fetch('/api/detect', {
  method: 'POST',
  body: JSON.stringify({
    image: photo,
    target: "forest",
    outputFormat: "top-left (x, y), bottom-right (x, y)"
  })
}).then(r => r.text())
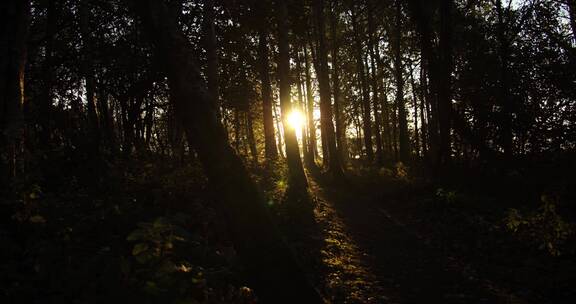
top-left (1, 0), bottom-right (575, 303)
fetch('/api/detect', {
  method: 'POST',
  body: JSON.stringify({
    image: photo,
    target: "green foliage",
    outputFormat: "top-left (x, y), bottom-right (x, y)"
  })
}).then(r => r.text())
top-left (435, 188), bottom-right (460, 206)
top-left (505, 194), bottom-right (574, 256)
top-left (124, 212), bottom-right (257, 303)
top-left (125, 214), bottom-right (207, 298)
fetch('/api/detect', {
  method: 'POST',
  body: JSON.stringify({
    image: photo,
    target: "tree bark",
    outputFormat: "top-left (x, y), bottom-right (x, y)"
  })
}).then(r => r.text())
top-left (79, 0), bottom-right (100, 147)
top-left (303, 44), bottom-right (318, 165)
top-left (257, 28), bottom-right (279, 161)
top-left (276, 0), bottom-right (308, 189)
top-left (313, 0), bottom-right (344, 179)
top-left (437, 0), bottom-right (453, 166)
top-left (393, 0), bottom-right (410, 162)
top-left (203, 0), bottom-right (221, 123)
top-left (351, 7), bottom-right (374, 162)
top-left (568, 0), bottom-right (576, 42)
top-left (329, 2), bottom-right (347, 164)
top-left (0, 0), bottom-right (30, 179)
top-left (39, 0), bottom-right (57, 145)
top-left (128, 1), bottom-right (321, 302)
top-left (495, 0), bottom-right (513, 158)
top-left (368, 4), bottom-right (384, 165)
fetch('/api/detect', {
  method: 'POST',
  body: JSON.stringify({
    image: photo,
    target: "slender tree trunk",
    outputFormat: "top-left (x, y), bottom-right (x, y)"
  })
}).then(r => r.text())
top-left (408, 0), bottom-right (440, 166)
top-left (273, 97), bottom-right (285, 158)
top-left (368, 5), bottom-right (384, 165)
top-left (419, 62), bottom-right (428, 157)
top-left (303, 44), bottom-right (317, 165)
top-left (351, 8), bottom-right (374, 162)
top-left (129, 1), bottom-right (321, 302)
top-left (79, 0), bottom-right (100, 147)
top-left (434, 0), bottom-right (454, 167)
top-left (257, 28), bottom-right (279, 161)
top-left (39, 0), bottom-right (57, 145)
top-left (410, 64), bottom-right (420, 157)
top-left (276, 0), bottom-right (307, 189)
top-left (295, 50), bottom-right (309, 157)
top-left (313, 0), bottom-right (344, 179)
top-left (568, 0), bottom-right (576, 42)
top-left (393, 0), bottom-right (410, 162)
top-left (246, 109), bottom-right (258, 164)
top-left (203, 0), bottom-right (221, 122)
top-left (495, 0), bottom-right (512, 158)
top-left (0, 0), bottom-right (30, 179)
top-left (329, 3), bottom-right (347, 164)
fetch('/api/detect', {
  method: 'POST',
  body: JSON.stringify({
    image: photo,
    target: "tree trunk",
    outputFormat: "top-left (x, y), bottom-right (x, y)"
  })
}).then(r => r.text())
top-left (568, 0), bottom-right (576, 42)
top-left (79, 0), bottom-right (100, 147)
top-left (313, 0), bottom-right (344, 179)
top-left (39, 0), bottom-right (57, 145)
top-left (418, 62), bottom-right (428, 157)
top-left (258, 28), bottom-right (279, 161)
top-left (295, 50), bottom-right (309, 158)
top-left (128, 1), bottom-right (322, 302)
top-left (351, 8), bottom-right (374, 162)
top-left (303, 44), bottom-right (318, 165)
top-left (0, 0), bottom-right (30, 179)
top-left (393, 0), bottom-right (410, 162)
top-left (437, 0), bottom-right (453, 166)
top-left (246, 110), bottom-right (258, 164)
top-left (276, 0), bottom-right (307, 189)
top-left (410, 64), bottom-right (420, 157)
top-left (368, 5), bottom-right (384, 165)
top-left (495, 0), bottom-right (513, 158)
top-left (203, 0), bottom-right (221, 123)
top-left (329, 3), bottom-right (347, 164)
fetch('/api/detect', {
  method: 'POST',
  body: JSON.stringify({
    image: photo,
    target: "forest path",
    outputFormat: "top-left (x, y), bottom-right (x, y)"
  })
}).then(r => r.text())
top-left (306, 172), bottom-right (522, 304)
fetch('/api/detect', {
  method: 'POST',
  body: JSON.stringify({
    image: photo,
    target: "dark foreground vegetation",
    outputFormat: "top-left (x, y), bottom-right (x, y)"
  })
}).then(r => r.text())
top-left (1, 0), bottom-right (575, 303)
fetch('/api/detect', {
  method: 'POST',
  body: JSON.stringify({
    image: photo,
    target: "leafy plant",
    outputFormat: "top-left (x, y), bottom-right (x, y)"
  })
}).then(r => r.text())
top-left (505, 194), bottom-right (574, 256)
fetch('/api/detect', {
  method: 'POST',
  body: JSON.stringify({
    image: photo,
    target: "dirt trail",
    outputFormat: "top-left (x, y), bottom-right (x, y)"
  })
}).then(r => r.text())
top-left (308, 174), bottom-right (522, 304)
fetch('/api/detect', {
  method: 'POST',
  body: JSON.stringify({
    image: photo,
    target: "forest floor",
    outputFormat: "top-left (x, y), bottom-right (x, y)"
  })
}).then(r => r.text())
top-left (291, 166), bottom-right (575, 304)
top-left (2, 154), bottom-right (575, 303)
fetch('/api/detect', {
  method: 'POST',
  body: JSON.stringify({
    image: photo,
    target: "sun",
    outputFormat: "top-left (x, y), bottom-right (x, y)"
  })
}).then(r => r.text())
top-left (286, 109), bottom-right (305, 131)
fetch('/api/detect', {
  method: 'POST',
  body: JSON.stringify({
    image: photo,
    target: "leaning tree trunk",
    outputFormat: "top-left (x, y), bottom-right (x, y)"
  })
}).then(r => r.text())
top-left (128, 1), bottom-right (322, 302)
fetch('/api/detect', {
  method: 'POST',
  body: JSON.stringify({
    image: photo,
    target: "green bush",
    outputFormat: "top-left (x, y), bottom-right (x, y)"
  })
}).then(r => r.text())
top-left (505, 194), bottom-right (574, 256)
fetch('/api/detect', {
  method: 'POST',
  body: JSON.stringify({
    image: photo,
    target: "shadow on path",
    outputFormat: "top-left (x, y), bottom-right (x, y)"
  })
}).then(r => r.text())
top-left (307, 171), bottom-right (523, 304)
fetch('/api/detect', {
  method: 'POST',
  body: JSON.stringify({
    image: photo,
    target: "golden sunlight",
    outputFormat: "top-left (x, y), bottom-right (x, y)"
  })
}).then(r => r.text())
top-left (286, 109), bottom-right (305, 131)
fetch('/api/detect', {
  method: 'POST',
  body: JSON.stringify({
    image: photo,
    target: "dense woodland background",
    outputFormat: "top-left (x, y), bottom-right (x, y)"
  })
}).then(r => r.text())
top-left (1, 0), bottom-right (576, 303)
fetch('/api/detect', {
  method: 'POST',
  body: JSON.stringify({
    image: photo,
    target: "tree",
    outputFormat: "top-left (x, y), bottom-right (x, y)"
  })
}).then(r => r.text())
top-left (275, 0), bottom-right (308, 189)
top-left (313, 0), bottom-right (345, 179)
top-left (0, 0), bottom-right (30, 180)
top-left (393, 0), bottom-right (410, 162)
top-left (127, 0), bottom-right (321, 302)
top-left (351, 3), bottom-right (374, 162)
top-left (256, 7), bottom-right (279, 161)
